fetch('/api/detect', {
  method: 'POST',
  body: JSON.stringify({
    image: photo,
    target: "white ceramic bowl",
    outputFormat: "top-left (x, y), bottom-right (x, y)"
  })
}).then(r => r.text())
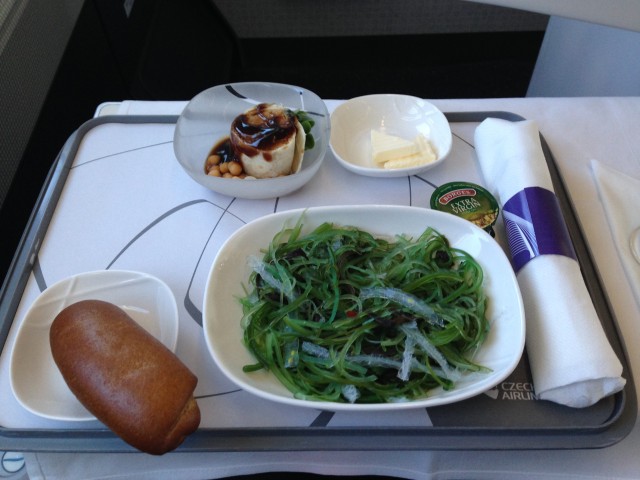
top-left (10, 270), bottom-right (178, 421)
top-left (330, 94), bottom-right (452, 178)
top-left (174, 82), bottom-right (330, 199)
top-left (203, 205), bottom-right (525, 411)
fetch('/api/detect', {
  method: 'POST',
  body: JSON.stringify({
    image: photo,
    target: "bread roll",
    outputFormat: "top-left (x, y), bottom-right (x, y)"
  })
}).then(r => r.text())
top-left (50, 299), bottom-right (200, 455)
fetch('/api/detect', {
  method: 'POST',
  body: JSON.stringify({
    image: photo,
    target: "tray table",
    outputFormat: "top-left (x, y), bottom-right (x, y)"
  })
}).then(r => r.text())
top-left (0, 111), bottom-right (635, 452)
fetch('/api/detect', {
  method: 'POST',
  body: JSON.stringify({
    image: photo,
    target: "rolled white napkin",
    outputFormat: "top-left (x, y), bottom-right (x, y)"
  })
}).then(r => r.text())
top-left (474, 118), bottom-right (625, 408)
top-left (591, 159), bottom-right (640, 309)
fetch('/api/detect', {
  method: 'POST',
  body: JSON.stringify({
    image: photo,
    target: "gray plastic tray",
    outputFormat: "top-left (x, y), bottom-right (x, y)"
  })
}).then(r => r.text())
top-left (0, 112), bottom-right (635, 452)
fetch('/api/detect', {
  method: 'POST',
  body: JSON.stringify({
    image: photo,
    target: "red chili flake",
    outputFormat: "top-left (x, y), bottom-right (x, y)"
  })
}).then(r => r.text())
top-left (346, 310), bottom-right (357, 318)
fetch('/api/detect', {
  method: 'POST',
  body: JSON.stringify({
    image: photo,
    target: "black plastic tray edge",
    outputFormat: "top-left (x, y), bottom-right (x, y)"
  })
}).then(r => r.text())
top-left (0, 112), bottom-right (635, 453)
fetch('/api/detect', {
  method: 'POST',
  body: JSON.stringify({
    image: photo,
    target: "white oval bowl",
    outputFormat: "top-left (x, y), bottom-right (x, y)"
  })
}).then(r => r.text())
top-left (203, 205), bottom-right (525, 412)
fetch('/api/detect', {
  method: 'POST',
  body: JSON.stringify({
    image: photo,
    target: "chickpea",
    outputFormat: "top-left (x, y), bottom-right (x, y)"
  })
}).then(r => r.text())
top-left (204, 151), bottom-right (247, 179)
top-left (228, 161), bottom-right (243, 176)
top-left (207, 154), bottom-right (221, 167)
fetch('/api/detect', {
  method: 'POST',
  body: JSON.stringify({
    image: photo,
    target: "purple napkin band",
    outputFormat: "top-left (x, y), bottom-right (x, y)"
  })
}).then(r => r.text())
top-left (503, 186), bottom-right (577, 273)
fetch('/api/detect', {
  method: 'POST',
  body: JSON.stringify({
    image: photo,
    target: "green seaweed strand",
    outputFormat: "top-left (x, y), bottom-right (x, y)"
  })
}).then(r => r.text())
top-left (241, 220), bottom-right (490, 404)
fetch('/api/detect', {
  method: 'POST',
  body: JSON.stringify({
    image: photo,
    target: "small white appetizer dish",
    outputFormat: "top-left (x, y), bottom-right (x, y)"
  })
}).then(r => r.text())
top-left (174, 82), bottom-right (331, 199)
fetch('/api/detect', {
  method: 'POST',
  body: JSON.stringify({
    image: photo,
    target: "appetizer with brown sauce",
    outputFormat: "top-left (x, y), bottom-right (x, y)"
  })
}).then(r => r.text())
top-left (205, 103), bottom-right (315, 179)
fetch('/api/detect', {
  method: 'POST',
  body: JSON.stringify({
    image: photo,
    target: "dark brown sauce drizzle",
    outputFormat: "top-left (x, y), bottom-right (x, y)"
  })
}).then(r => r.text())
top-left (209, 137), bottom-right (233, 163)
top-left (230, 103), bottom-right (296, 161)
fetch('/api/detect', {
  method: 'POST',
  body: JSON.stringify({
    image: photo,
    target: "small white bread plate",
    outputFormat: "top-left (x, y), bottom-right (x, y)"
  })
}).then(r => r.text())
top-left (330, 94), bottom-right (452, 178)
top-left (203, 205), bottom-right (525, 411)
top-left (10, 270), bottom-right (178, 421)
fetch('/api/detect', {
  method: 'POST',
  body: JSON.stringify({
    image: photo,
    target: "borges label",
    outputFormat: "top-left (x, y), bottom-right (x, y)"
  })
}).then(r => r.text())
top-left (438, 188), bottom-right (477, 205)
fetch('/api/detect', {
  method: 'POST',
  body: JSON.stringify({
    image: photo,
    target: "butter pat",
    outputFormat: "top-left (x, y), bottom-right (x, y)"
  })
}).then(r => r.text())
top-left (384, 134), bottom-right (436, 169)
top-left (370, 130), bottom-right (437, 169)
top-left (371, 130), bottom-right (419, 164)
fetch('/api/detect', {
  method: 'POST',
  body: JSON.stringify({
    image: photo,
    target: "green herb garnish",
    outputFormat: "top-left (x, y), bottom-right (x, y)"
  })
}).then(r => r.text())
top-left (293, 110), bottom-right (316, 150)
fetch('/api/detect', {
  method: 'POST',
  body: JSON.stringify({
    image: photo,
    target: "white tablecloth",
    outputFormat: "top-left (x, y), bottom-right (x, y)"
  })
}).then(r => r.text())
top-left (21, 96), bottom-right (640, 479)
